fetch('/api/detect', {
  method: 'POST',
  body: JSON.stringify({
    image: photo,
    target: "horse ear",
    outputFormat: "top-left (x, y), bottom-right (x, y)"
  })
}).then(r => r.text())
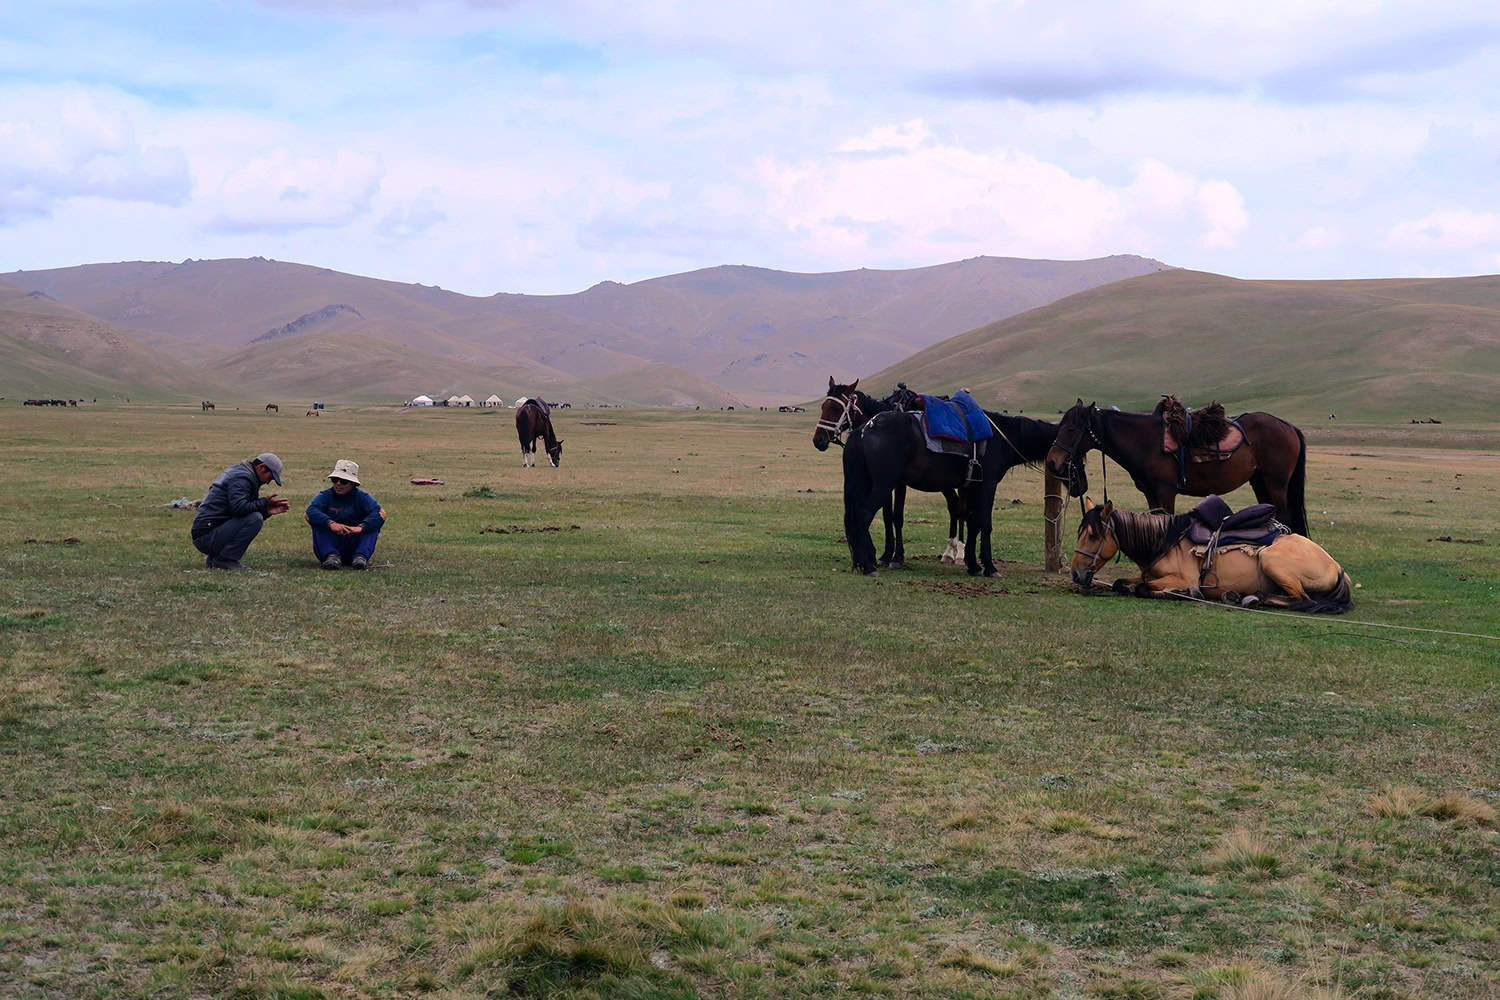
top-left (1101, 500), bottom-right (1114, 519)
top-left (828, 376), bottom-right (836, 389)
top-left (1082, 496), bottom-right (1095, 511)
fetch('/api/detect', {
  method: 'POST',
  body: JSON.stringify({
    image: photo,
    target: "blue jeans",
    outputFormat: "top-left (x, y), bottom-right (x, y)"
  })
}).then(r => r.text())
top-left (311, 522), bottom-right (381, 563)
top-left (193, 512), bottom-right (263, 564)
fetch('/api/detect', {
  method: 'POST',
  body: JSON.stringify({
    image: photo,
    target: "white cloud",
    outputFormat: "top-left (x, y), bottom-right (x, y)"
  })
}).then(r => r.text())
top-left (206, 149), bottom-right (384, 234)
top-left (0, 88), bottom-right (190, 226)
top-left (1385, 209), bottom-right (1500, 252)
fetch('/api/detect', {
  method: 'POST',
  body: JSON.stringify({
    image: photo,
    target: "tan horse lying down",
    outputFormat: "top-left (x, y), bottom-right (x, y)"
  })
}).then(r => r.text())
top-left (1071, 498), bottom-right (1352, 613)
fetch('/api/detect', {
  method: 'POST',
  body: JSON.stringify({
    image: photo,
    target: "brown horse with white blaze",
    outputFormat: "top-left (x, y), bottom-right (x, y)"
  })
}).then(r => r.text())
top-left (1071, 498), bottom-right (1351, 613)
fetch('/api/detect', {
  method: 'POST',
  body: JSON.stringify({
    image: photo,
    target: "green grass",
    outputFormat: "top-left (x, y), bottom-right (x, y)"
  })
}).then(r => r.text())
top-left (0, 402), bottom-right (1496, 998)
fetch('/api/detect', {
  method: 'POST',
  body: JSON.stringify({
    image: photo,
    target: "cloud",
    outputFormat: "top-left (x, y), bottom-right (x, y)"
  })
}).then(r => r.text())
top-left (757, 131), bottom-right (1246, 265)
top-left (1385, 209), bottom-right (1500, 252)
top-left (0, 88), bottom-right (190, 226)
top-left (206, 149), bottom-right (383, 234)
top-left (378, 190), bottom-right (448, 238)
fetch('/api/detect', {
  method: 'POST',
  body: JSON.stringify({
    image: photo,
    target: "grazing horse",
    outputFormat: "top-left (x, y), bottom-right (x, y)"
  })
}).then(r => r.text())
top-left (842, 408), bottom-right (1059, 576)
top-left (516, 398), bottom-right (563, 467)
top-left (1070, 498), bottom-right (1351, 613)
top-left (200, 400), bottom-right (215, 411)
top-left (813, 378), bottom-right (966, 566)
top-left (265, 403), bottom-right (279, 413)
top-left (1046, 399), bottom-right (1310, 536)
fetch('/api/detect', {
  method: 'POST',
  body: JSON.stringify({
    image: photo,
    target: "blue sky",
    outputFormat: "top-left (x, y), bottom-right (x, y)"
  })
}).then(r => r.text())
top-left (3, 0), bottom-right (1499, 294)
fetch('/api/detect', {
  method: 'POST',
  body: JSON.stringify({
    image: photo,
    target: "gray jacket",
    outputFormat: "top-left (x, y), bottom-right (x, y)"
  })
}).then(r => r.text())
top-left (191, 460), bottom-right (270, 539)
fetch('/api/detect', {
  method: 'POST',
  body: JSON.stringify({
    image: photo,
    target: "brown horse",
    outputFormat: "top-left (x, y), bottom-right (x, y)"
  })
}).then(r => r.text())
top-left (1070, 498), bottom-right (1351, 612)
top-left (813, 378), bottom-right (966, 566)
top-left (265, 403), bottom-right (279, 413)
top-left (516, 398), bottom-right (563, 467)
top-left (1046, 399), bottom-right (1310, 536)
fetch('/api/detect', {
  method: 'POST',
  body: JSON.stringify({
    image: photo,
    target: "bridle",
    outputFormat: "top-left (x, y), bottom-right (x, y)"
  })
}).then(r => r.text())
top-left (816, 391), bottom-right (863, 447)
top-left (1073, 515), bottom-right (1113, 570)
top-left (1056, 408), bottom-right (1109, 516)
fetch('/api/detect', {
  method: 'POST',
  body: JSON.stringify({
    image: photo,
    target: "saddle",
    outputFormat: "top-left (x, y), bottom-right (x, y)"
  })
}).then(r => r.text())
top-left (892, 384), bottom-right (991, 479)
top-left (1180, 495), bottom-right (1290, 596)
top-left (1155, 395), bottom-right (1245, 487)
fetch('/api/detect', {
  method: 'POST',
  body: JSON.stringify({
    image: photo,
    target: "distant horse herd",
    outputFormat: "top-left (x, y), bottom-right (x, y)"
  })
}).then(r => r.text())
top-left (24, 398), bottom-right (78, 406)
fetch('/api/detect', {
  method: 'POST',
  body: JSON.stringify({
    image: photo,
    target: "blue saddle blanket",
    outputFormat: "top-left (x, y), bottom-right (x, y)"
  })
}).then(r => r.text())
top-left (921, 391), bottom-right (993, 442)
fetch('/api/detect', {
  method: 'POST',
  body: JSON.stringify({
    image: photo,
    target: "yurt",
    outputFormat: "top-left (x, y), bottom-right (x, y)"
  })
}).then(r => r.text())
top-left (409, 394), bottom-right (434, 406)
top-left (453, 394), bottom-right (475, 407)
top-left (484, 394), bottom-right (504, 407)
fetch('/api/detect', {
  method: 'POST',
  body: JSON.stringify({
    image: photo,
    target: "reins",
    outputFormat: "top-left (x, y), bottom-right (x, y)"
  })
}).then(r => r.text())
top-left (816, 392), bottom-right (863, 447)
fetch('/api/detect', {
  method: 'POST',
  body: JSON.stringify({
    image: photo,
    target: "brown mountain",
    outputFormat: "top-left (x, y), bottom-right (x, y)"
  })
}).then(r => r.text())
top-left (3, 254), bottom-right (1168, 403)
top-left (864, 269), bottom-right (1500, 422)
top-left (0, 285), bottom-right (217, 399)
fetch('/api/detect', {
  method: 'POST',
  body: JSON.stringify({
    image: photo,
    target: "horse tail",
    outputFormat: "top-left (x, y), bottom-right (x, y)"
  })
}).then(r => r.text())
top-left (842, 430), bottom-right (878, 573)
top-left (1288, 423), bottom-right (1310, 536)
top-left (1283, 569), bottom-right (1352, 614)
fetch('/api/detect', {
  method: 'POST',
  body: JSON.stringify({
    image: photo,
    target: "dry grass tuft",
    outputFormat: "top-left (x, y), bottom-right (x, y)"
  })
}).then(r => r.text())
top-left (1209, 829), bottom-right (1282, 874)
top-left (1221, 968), bottom-right (1346, 999)
top-left (1368, 784), bottom-right (1426, 819)
top-left (1419, 792), bottom-right (1497, 827)
top-left (938, 943), bottom-right (1025, 978)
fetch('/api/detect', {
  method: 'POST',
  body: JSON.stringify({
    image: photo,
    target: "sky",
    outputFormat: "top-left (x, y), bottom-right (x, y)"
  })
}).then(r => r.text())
top-left (3, 0), bottom-right (1499, 296)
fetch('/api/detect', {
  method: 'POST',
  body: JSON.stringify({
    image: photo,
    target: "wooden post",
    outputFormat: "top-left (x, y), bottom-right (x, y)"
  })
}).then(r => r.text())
top-left (1044, 467), bottom-right (1065, 571)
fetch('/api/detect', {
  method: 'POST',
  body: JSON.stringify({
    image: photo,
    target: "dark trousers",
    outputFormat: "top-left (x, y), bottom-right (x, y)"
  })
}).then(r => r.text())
top-left (311, 522), bottom-right (381, 562)
top-left (192, 513), bottom-right (264, 565)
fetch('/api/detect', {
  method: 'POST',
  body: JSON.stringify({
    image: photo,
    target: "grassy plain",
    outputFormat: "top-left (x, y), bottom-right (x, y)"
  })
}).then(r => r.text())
top-left (1, 403), bottom-right (1497, 999)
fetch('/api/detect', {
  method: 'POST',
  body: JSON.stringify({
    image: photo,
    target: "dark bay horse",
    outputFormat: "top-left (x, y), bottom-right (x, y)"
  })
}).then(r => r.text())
top-left (516, 399), bottom-right (563, 467)
top-left (1046, 400), bottom-right (1309, 536)
top-left (842, 408), bottom-right (1059, 576)
top-left (813, 378), bottom-right (965, 566)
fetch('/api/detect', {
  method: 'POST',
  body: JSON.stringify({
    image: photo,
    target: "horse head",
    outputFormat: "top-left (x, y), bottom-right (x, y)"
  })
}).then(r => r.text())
top-left (1070, 497), bottom-right (1117, 587)
top-left (1047, 399), bottom-right (1094, 497)
top-left (813, 377), bottom-right (860, 451)
top-left (546, 438), bottom-right (563, 467)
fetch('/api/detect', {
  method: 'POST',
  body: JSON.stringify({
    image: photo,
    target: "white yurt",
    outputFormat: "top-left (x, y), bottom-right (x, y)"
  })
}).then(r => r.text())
top-left (453, 394), bottom-right (475, 407)
top-left (484, 394), bottom-right (504, 407)
top-left (409, 394), bottom-right (434, 406)
top-left (512, 396), bottom-right (529, 408)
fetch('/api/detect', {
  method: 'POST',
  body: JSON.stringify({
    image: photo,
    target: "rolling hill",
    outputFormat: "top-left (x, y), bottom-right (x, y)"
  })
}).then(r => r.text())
top-left (1, 254), bottom-right (1168, 403)
top-left (864, 269), bottom-right (1500, 422)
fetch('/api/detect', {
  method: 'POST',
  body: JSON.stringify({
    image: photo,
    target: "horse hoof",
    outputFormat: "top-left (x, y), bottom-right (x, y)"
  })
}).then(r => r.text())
top-left (966, 566), bottom-right (982, 577)
top-left (983, 567), bottom-right (1000, 578)
top-left (888, 561), bottom-right (908, 571)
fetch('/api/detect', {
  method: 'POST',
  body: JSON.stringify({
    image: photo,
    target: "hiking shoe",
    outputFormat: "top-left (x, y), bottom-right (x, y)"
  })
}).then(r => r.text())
top-left (321, 553), bottom-right (343, 570)
top-left (350, 555), bottom-right (368, 570)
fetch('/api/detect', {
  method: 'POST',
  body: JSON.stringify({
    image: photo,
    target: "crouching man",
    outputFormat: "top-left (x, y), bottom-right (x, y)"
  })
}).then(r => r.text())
top-left (305, 459), bottom-right (386, 570)
top-left (192, 452), bottom-right (291, 570)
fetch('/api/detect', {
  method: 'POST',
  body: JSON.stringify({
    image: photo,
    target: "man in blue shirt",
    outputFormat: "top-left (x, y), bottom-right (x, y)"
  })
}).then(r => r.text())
top-left (305, 459), bottom-right (386, 570)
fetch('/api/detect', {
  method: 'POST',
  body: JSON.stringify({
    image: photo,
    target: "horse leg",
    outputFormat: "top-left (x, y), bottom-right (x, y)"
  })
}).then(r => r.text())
top-left (974, 478), bottom-right (1001, 577)
top-left (941, 488), bottom-right (962, 564)
top-left (878, 492), bottom-right (896, 567)
top-left (1249, 470), bottom-right (1294, 532)
top-left (888, 484), bottom-right (908, 569)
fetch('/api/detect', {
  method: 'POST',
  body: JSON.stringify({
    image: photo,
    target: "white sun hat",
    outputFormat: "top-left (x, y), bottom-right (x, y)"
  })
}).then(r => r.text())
top-left (327, 459), bottom-right (361, 485)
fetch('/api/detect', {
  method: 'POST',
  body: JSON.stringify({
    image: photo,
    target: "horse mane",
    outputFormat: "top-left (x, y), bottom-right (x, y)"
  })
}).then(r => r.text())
top-left (984, 413), bottom-right (1060, 468)
top-left (1154, 395), bottom-right (1230, 449)
top-left (1089, 506), bottom-right (1195, 565)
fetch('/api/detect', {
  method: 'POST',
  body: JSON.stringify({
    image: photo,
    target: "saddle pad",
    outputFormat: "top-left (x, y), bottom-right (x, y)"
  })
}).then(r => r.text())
top-left (920, 391), bottom-right (994, 442)
top-left (1189, 541), bottom-right (1266, 561)
top-left (1163, 420), bottom-right (1245, 460)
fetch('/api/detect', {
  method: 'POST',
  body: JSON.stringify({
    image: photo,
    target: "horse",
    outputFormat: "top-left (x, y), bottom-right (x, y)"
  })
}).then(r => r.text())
top-left (200, 400), bottom-right (215, 411)
top-left (1069, 498), bottom-right (1352, 612)
top-left (842, 407), bottom-right (1059, 576)
top-left (265, 403), bottom-right (279, 413)
top-left (1046, 399), bottom-right (1310, 536)
top-left (516, 398), bottom-right (563, 467)
top-left (813, 378), bottom-right (966, 566)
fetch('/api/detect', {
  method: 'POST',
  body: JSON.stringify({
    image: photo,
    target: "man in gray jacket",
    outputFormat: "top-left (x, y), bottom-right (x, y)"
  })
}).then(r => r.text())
top-left (191, 453), bottom-right (292, 569)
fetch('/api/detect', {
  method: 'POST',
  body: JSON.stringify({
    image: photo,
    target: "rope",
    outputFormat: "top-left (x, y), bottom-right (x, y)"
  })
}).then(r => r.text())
top-left (1161, 590), bottom-right (1500, 642)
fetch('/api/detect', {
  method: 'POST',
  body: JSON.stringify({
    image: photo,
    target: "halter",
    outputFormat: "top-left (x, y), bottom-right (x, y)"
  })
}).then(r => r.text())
top-left (1073, 513), bottom-right (1113, 569)
top-left (816, 392), bottom-right (863, 446)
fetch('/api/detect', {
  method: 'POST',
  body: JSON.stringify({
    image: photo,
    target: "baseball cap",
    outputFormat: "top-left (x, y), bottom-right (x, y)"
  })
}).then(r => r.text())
top-left (254, 452), bottom-right (284, 485)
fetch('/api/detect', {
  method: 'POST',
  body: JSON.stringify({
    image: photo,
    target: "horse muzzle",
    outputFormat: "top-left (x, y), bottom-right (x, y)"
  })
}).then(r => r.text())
top-left (1071, 567), bottom-right (1096, 588)
top-left (812, 432), bottom-right (830, 452)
